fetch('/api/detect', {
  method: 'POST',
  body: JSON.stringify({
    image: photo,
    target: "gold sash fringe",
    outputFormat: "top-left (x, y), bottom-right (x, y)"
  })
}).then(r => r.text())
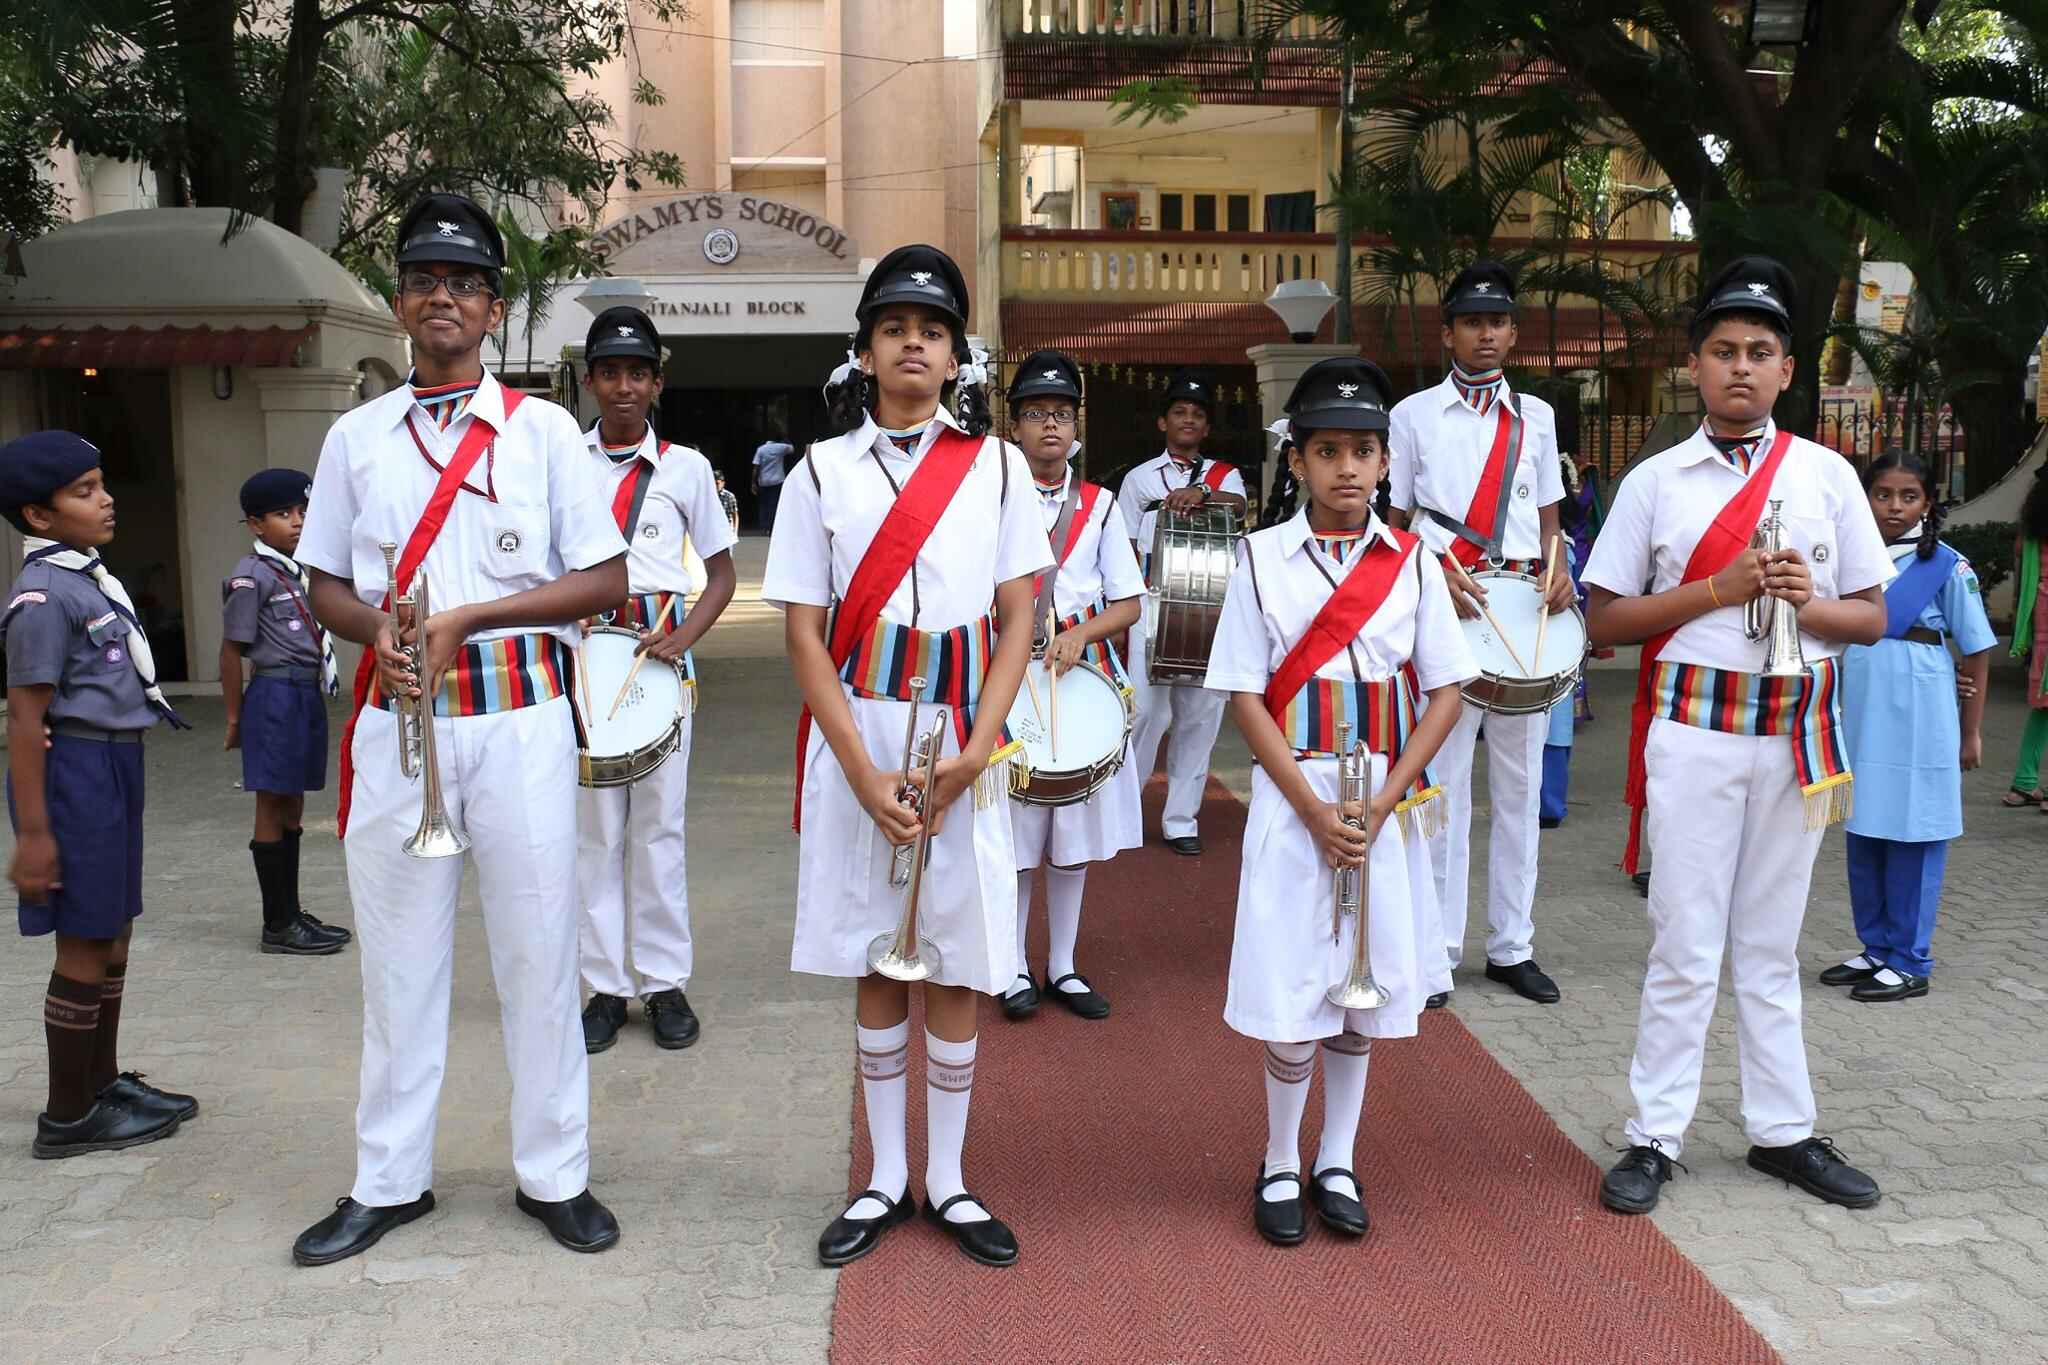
top-left (1396, 785), bottom-right (1446, 840)
top-left (1802, 772), bottom-right (1853, 832)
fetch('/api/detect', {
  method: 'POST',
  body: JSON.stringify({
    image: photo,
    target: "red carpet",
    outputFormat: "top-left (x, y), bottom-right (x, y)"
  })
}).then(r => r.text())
top-left (829, 778), bottom-right (1780, 1365)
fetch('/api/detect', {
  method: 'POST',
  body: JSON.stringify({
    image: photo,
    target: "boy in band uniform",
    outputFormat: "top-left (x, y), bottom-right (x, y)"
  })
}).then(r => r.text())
top-left (575, 306), bottom-right (737, 1053)
top-left (1000, 349), bottom-right (1145, 1023)
top-left (291, 192), bottom-right (629, 1266)
top-left (1584, 256), bottom-right (1891, 1216)
top-left (1387, 259), bottom-right (1574, 1008)
top-left (1204, 359), bottom-right (1474, 1245)
top-left (1116, 369), bottom-right (1248, 855)
top-left (221, 468), bottom-right (351, 957)
top-left (2, 430), bottom-right (199, 1158)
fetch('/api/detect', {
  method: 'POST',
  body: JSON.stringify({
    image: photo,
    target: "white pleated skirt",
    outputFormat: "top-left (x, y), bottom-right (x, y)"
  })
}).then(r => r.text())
top-left (1009, 741), bottom-right (1143, 870)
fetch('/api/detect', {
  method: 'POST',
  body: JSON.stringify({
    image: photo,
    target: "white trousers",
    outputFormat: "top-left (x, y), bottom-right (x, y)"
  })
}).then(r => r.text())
top-left (344, 700), bottom-right (590, 1206)
top-left (576, 721), bottom-right (693, 998)
top-left (1624, 718), bottom-right (1820, 1158)
top-left (1126, 622), bottom-right (1225, 839)
top-left (1428, 699), bottom-right (1543, 968)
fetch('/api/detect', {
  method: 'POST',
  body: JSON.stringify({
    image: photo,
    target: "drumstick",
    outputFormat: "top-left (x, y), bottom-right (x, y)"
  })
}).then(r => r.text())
top-left (1022, 654), bottom-right (1044, 726)
top-left (573, 640), bottom-right (592, 728)
top-left (607, 593), bottom-right (678, 721)
top-left (1047, 605), bottom-right (1060, 760)
top-left (1445, 554), bottom-right (1530, 676)
top-left (1533, 532), bottom-right (1562, 670)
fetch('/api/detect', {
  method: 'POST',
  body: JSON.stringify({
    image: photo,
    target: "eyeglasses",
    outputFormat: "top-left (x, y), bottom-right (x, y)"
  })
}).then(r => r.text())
top-left (398, 271), bottom-right (492, 299)
top-left (1018, 409), bottom-right (1076, 426)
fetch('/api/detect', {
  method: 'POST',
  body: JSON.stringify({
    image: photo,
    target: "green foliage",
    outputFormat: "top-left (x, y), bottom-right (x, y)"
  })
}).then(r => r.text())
top-left (1108, 77), bottom-right (1199, 126)
top-left (1945, 519), bottom-right (2019, 593)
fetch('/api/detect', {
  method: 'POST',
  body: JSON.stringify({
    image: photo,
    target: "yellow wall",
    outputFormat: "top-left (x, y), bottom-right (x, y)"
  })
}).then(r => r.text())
top-left (1078, 129), bottom-right (1321, 231)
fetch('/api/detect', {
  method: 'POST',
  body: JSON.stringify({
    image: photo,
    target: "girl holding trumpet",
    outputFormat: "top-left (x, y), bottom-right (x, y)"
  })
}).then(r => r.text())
top-left (1204, 358), bottom-right (1475, 1246)
top-left (763, 246), bottom-right (1051, 1269)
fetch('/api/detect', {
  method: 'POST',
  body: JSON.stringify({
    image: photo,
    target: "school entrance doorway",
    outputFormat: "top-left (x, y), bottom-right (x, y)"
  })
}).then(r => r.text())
top-left (657, 333), bottom-right (847, 529)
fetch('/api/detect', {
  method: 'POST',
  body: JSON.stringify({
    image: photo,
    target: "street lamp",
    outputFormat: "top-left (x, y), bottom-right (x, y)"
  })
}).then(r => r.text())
top-left (1747, 0), bottom-right (1819, 46)
top-left (1265, 279), bottom-right (1338, 343)
top-left (577, 276), bottom-right (656, 317)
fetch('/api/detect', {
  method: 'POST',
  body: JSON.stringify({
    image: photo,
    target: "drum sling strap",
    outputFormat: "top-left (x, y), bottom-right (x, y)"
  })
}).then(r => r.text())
top-left (792, 425), bottom-right (983, 831)
top-left (1427, 400), bottom-right (1524, 570)
top-left (336, 388), bottom-right (526, 838)
top-left (1032, 480), bottom-right (1099, 647)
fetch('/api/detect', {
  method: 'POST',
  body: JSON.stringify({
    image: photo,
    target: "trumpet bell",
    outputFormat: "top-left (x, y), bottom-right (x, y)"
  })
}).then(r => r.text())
top-left (403, 822), bottom-right (471, 860)
top-left (866, 931), bottom-right (942, 983)
top-left (1325, 975), bottom-right (1392, 1011)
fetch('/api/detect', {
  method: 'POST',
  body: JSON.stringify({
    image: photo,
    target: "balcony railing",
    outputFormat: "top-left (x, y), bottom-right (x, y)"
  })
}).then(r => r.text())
top-left (1004, 0), bottom-right (1326, 41)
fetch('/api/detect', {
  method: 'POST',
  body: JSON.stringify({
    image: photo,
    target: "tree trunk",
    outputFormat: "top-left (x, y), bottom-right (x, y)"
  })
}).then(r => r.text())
top-left (1949, 374), bottom-right (2035, 501)
top-left (167, 0), bottom-right (245, 208)
top-left (267, 0), bottom-right (327, 233)
top-left (1823, 269), bottom-right (1859, 386)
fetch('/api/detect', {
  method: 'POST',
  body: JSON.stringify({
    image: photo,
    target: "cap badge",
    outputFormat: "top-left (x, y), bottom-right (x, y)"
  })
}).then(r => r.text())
top-left (911, 271), bottom-right (933, 286)
top-left (435, 221), bottom-right (460, 237)
top-left (1187, 380), bottom-right (1200, 390)
top-left (618, 326), bottom-right (635, 337)
top-left (1474, 281), bottom-right (1492, 294)
top-left (1748, 282), bottom-right (1771, 297)
top-left (1042, 369), bottom-right (1062, 382)
top-left (1336, 382), bottom-right (1359, 397)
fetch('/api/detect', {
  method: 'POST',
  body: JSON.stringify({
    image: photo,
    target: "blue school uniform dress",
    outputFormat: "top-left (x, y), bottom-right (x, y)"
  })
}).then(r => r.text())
top-left (1, 559), bottom-right (161, 938)
top-left (222, 548), bottom-right (336, 794)
top-left (1839, 534), bottom-right (1997, 977)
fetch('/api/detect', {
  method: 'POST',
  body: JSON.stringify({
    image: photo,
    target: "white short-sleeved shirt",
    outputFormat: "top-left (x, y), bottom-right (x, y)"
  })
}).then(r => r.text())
top-left (1205, 509), bottom-right (1478, 697)
top-left (584, 424), bottom-right (737, 597)
top-left (1582, 423), bottom-right (1895, 668)
top-left (1115, 450), bottom-right (1248, 559)
top-left (299, 372), bottom-right (626, 648)
top-left (1032, 464), bottom-right (1146, 618)
top-left (1387, 376), bottom-right (1564, 561)
top-left (761, 408), bottom-right (1054, 629)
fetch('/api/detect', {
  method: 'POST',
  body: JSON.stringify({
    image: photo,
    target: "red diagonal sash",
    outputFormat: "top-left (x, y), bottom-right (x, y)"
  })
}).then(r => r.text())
top-left (1448, 404), bottom-right (1518, 570)
top-left (1262, 529), bottom-right (1420, 722)
top-left (1202, 460), bottom-right (1235, 492)
top-left (1621, 429), bottom-right (1793, 873)
top-left (608, 439), bottom-right (671, 535)
top-left (335, 389), bottom-right (526, 838)
top-left (1057, 482), bottom-right (1102, 566)
top-left (793, 425), bottom-right (984, 830)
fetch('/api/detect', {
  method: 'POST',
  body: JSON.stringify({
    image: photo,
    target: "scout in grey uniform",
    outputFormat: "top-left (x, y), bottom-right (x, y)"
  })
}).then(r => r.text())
top-left (222, 467), bottom-right (351, 957)
top-left (1, 430), bottom-right (198, 1158)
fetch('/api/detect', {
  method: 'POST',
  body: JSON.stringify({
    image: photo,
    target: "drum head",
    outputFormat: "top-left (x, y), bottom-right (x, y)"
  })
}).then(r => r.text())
top-left (581, 627), bottom-right (686, 756)
top-left (1006, 658), bottom-right (1127, 773)
top-left (1458, 573), bottom-right (1587, 679)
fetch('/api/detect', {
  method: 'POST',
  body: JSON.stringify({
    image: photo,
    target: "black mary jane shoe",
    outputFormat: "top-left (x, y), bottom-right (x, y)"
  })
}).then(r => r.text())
top-left (1164, 835), bottom-right (1204, 857)
top-left (31, 1094), bottom-right (180, 1159)
top-left (515, 1188), bottom-right (621, 1252)
top-left (1046, 973), bottom-right (1111, 1020)
top-left (1309, 1168), bottom-right (1369, 1237)
top-left (922, 1192), bottom-right (1019, 1267)
top-left (1484, 959), bottom-right (1562, 1004)
top-left (818, 1188), bottom-right (914, 1267)
top-left (644, 989), bottom-right (701, 1050)
top-left (106, 1071), bottom-right (198, 1122)
top-left (1746, 1136), bottom-right (1881, 1209)
top-left (292, 1191), bottom-right (435, 1266)
top-left (1819, 954), bottom-right (1882, 988)
top-left (261, 914), bottom-right (345, 957)
top-left (1850, 968), bottom-right (1929, 1003)
top-left (1001, 974), bottom-right (1041, 1021)
top-left (1252, 1167), bottom-right (1308, 1246)
top-left (582, 994), bottom-right (628, 1054)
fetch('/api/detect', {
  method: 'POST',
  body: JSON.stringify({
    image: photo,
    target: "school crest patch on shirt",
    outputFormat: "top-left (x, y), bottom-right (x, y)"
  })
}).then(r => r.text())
top-left (1813, 543), bottom-right (1831, 563)
top-left (495, 529), bottom-right (522, 554)
top-left (105, 645), bottom-right (124, 665)
top-left (642, 524), bottom-right (661, 539)
top-left (287, 618), bottom-right (304, 632)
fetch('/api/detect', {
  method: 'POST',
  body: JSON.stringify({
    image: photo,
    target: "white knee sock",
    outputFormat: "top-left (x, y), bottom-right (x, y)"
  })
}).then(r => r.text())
top-left (925, 1031), bottom-right (988, 1223)
top-left (1045, 864), bottom-right (1087, 987)
top-left (1008, 871), bottom-right (1033, 994)
top-left (1261, 1040), bottom-right (1316, 1198)
top-left (849, 1021), bottom-right (910, 1218)
top-left (1315, 1034), bottom-right (1372, 1200)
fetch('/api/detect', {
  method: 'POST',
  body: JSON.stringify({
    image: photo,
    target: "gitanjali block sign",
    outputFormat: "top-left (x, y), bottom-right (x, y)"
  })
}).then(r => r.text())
top-left (589, 194), bottom-right (859, 275)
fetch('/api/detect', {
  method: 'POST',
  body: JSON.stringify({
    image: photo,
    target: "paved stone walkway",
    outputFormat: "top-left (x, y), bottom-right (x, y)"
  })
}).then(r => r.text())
top-left (1, 538), bottom-right (2043, 1362)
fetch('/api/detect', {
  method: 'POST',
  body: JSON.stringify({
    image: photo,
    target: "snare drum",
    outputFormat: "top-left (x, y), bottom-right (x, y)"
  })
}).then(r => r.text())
top-left (1004, 657), bottom-right (1134, 807)
top-left (1146, 504), bottom-right (1240, 685)
top-left (577, 626), bottom-right (692, 787)
top-left (1457, 570), bottom-right (1587, 715)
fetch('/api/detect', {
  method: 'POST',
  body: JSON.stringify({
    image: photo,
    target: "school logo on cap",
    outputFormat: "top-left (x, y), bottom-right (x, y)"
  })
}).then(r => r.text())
top-left (1042, 370), bottom-right (1062, 382)
top-left (703, 227), bottom-right (740, 266)
top-left (495, 529), bottom-right (521, 554)
top-left (1748, 282), bottom-right (1772, 297)
top-left (617, 325), bottom-right (636, 338)
top-left (1337, 383), bottom-right (1359, 397)
top-left (1474, 282), bottom-right (1493, 294)
top-left (435, 220), bottom-right (460, 237)
top-left (1187, 380), bottom-right (1201, 391)
top-left (911, 271), bottom-right (933, 286)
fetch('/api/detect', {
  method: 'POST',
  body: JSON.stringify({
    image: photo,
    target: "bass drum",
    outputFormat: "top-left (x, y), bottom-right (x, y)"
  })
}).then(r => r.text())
top-left (577, 626), bottom-right (691, 787)
top-left (1457, 571), bottom-right (1587, 715)
top-left (1145, 504), bottom-right (1241, 686)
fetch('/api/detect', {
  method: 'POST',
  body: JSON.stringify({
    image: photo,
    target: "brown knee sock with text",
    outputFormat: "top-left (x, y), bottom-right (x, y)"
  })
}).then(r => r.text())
top-left (44, 973), bottom-right (103, 1122)
top-left (92, 960), bottom-right (126, 1093)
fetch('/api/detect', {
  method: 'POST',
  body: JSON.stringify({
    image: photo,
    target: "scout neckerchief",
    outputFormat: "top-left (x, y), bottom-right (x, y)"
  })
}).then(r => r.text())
top-left (1620, 428), bottom-right (1792, 874)
top-left (251, 539), bottom-right (341, 695)
top-left (335, 387), bottom-right (526, 837)
top-left (603, 430), bottom-right (671, 539)
top-left (1262, 527), bottom-right (1420, 715)
top-left (792, 423), bottom-right (984, 831)
top-left (1435, 387), bottom-right (1524, 570)
top-left (20, 539), bottom-right (189, 729)
top-left (1881, 534), bottom-right (1960, 641)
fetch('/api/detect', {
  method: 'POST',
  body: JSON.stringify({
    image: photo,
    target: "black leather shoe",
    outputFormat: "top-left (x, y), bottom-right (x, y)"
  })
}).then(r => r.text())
top-left (1850, 968), bottom-right (1929, 1002)
top-left (1252, 1167), bottom-right (1307, 1245)
top-left (1820, 954), bottom-right (1881, 987)
top-left (106, 1072), bottom-right (197, 1122)
top-left (1309, 1168), bottom-right (1369, 1237)
top-left (297, 913), bottom-right (352, 945)
top-left (292, 1192), bottom-right (434, 1266)
top-left (261, 914), bottom-right (344, 956)
top-left (32, 1095), bottom-right (179, 1159)
top-left (1046, 972), bottom-right (1111, 1020)
top-left (1747, 1137), bottom-right (1881, 1208)
top-left (1539, 815), bottom-right (1563, 830)
top-left (922, 1193), bottom-right (1019, 1267)
top-left (1425, 991), bottom-right (1451, 1010)
top-left (1164, 835), bottom-right (1203, 856)
top-left (515, 1188), bottom-right (621, 1252)
top-left (1631, 870), bottom-right (1651, 897)
top-left (1485, 960), bottom-right (1561, 1004)
top-left (582, 994), bottom-right (628, 1053)
top-left (644, 989), bottom-right (700, 1049)
top-left (1600, 1144), bottom-right (1678, 1215)
top-left (1000, 974), bottom-right (1040, 1021)
top-left (818, 1188), bottom-right (914, 1266)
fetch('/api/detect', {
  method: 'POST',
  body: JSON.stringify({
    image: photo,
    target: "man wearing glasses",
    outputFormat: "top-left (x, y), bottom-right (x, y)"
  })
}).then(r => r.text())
top-left (291, 192), bottom-right (629, 1267)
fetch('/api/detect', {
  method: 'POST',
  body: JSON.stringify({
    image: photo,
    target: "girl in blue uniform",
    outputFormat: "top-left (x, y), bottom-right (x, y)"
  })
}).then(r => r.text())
top-left (1825, 453), bottom-right (1996, 1002)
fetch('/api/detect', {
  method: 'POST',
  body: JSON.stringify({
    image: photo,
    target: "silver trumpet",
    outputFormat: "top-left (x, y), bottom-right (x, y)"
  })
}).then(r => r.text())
top-left (887, 679), bottom-right (933, 889)
top-left (380, 541), bottom-right (469, 860)
top-left (1744, 499), bottom-right (1809, 678)
top-left (1325, 721), bottom-right (1390, 1011)
top-left (869, 700), bottom-right (948, 983)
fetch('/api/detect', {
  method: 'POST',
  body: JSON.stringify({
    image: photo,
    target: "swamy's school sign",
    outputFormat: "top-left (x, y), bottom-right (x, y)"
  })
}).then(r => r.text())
top-left (589, 194), bottom-right (858, 274)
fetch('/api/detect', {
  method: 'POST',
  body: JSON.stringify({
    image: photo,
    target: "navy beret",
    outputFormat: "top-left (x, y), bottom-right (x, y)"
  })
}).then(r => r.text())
top-left (240, 467), bottom-right (314, 518)
top-left (0, 431), bottom-right (101, 519)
